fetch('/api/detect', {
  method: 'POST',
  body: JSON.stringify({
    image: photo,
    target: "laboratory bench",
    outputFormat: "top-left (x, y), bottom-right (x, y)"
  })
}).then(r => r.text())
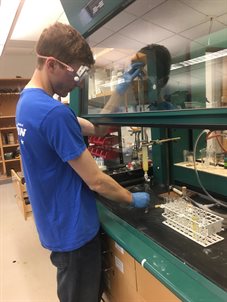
top-left (96, 185), bottom-right (227, 302)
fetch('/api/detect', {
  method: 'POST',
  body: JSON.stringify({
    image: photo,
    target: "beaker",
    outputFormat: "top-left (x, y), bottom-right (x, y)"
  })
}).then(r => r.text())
top-left (200, 148), bottom-right (216, 168)
top-left (200, 148), bottom-right (209, 167)
top-left (183, 150), bottom-right (194, 166)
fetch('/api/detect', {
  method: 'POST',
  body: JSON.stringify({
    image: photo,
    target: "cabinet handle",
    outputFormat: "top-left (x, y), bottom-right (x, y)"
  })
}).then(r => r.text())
top-left (103, 267), bottom-right (114, 272)
top-left (102, 249), bottom-right (112, 255)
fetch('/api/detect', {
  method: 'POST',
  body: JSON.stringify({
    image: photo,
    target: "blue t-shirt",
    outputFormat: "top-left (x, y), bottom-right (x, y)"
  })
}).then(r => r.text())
top-left (16, 88), bottom-right (100, 251)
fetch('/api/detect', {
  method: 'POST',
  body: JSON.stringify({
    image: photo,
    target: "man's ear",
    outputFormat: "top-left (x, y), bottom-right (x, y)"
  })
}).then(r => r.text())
top-left (46, 58), bottom-right (56, 71)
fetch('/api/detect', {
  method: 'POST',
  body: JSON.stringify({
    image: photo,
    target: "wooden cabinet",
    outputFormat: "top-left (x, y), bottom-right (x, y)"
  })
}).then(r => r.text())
top-left (103, 236), bottom-right (181, 302)
top-left (135, 261), bottom-right (180, 302)
top-left (103, 236), bottom-right (141, 302)
top-left (0, 78), bottom-right (29, 181)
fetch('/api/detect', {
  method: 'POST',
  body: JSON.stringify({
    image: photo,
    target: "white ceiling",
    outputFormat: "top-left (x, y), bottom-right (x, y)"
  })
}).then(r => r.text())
top-left (3, 0), bottom-right (227, 69)
top-left (5, 0), bottom-right (68, 54)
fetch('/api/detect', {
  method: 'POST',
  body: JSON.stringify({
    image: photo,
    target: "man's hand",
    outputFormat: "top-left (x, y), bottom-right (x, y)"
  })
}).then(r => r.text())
top-left (131, 192), bottom-right (150, 208)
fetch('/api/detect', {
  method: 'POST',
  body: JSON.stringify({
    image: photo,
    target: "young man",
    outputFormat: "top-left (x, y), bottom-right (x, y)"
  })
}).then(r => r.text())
top-left (16, 22), bottom-right (149, 302)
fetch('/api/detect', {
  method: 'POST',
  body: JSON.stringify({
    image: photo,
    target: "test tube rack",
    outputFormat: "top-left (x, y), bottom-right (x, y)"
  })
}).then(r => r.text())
top-left (161, 198), bottom-right (224, 247)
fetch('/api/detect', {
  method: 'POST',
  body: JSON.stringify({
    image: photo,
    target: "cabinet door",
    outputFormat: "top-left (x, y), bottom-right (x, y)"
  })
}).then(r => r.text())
top-left (103, 237), bottom-right (180, 302)
top-left (135, 261), bottom-right (181, 302)
top-left (104, 237), bottom-right (140, 302)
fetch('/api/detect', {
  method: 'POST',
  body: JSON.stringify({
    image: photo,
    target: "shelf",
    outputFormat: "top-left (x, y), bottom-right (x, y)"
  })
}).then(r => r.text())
top-left (0, 78), bottom-right (29, 89)
top-left (174, 162), bottom-right (227, 177)
top-left (95, 91), bottom-right (112, 97)
top-left (4, 158), bottom-right (20, 163)
top-left (0, 78), bottom-right (27, 180)
top-left (0, 92), bottom-right (20, 96)
top-left (82, 107), bottom-right (227, 130)
top-left (0, 127), bottom-right (17, 130)
top-left (0, 174), bottom-right (9, 181)
top-left (3, 144), bottom-right (19, 148)
top-left (0, 115), bottom-right (15, 119)
top-left (173, 163), bottom-right (227, 197)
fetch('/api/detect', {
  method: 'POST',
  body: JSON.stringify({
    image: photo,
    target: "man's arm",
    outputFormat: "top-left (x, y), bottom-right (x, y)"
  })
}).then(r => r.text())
top-left (68, 148), bottom-right (132, 203)
top-left (69, 149), bottom-right (150, 208)
top-left (77, 117), bottom-right (112, 136)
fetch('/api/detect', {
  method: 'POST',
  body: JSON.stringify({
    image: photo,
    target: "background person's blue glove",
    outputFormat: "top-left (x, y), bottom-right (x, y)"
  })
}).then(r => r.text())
top-left (116, 62), bottom-right (145, 95)
top-left (131, 192), bottom-right (150, 208)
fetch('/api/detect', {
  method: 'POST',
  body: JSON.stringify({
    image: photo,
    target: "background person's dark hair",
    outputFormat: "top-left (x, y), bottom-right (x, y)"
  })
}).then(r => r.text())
top-left (136, 44), bottom-right (171, 89)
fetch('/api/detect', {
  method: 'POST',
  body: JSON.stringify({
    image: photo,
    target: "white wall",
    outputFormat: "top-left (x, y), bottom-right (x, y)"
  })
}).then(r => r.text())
top-left (0, 54), bottom-right (36, 78)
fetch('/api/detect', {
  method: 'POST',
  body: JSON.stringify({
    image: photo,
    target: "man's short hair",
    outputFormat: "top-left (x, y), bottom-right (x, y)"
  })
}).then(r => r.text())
top-left (36, 22), bottom-right (95, 67)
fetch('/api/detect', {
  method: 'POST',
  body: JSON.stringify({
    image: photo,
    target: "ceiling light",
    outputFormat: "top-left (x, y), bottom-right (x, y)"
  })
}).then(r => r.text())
top-left (171, 49), bottom-right (227, 71)
top-left (94, 48), bottom-right (114, 60)
top-left (11, 0), bottom-right (68, 41)
top-left (0, 0), bottom-right (24, 56)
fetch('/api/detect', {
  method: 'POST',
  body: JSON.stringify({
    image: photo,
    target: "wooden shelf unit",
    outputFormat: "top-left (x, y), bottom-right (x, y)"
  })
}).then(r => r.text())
top-left (0, 78), bottom-right (29, 181)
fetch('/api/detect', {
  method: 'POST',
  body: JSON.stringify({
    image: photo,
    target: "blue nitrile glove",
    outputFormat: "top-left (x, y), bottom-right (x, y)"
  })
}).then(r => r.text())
top-left (116, 62), bottom-right (145, 95)
top-left (131, 192), bottom-right (150, 208)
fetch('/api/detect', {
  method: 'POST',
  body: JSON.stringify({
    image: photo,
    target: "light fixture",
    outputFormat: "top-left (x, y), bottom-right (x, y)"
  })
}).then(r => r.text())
top-left (11, 0), bottom-right (68, 41)
top-left (93, 48), bottom-right (114, 60)
top-left (0, 0), bottom-right (24, 56)
top-left (171, 49), bottom-right (227, 71)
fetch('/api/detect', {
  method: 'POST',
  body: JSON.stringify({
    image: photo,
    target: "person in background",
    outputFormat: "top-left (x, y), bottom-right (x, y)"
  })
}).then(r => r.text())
top-left (100, 61), bottom-right (145, 113)
top-left (133, 44), bottom-right (176, 110)
top-left (129, 44), bottom-right (176, 110)
top-left (16, 22), bottom-right (149, 302)
top-left (103, 44), bottom-right (175, 113)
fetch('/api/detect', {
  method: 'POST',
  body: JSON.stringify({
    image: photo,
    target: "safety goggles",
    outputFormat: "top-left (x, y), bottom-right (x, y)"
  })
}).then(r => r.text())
top-left (37, 54), bottom-right (90, 83)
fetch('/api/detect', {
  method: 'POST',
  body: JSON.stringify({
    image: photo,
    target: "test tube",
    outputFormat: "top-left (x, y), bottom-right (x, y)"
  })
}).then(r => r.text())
top-left (142, 144), bottom-right (148, 173)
